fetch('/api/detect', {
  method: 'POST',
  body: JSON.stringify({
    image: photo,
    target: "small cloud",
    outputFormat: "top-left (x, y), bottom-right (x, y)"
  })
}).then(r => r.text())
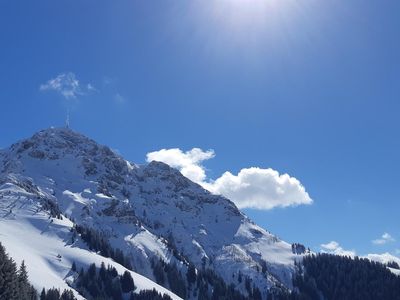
top-left (103, 76), bottom-right (116, 86)
top-left (146, 147), bottom-right (312, 210)
top-left (87, 83), bottom-right (97, 92)
top-left (40, 72), bottom-right (95, 99)
top-left (114, 93), bottom-right (126, 104)
top-left (321, 241), bottom-right (340, 251)
top-left (321, 241), bottom-right (356, 257)
top-left (101, 76), bottom-right (124, 104)
top-left (372, 232), bottom-right (395, 245)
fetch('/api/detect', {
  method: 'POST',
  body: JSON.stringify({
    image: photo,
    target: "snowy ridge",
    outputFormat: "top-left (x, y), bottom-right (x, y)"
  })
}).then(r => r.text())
top-left (0, 128), bottom-right (305, 299)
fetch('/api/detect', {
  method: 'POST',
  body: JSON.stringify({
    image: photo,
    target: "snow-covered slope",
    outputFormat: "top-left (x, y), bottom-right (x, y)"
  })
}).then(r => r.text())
top-left (0, 178), bottom-right (181, 299)
top-left (0, 128), bottom-right (305, 298)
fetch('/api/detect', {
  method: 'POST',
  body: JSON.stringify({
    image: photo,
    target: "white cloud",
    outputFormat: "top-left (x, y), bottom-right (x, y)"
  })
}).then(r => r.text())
top-left (320, 241), bottom-right (356, 257)
top-left (146, 147), bottom-right (312, 210)
top-left (40, 72), bottom-right (95, 99)
top-left (206, 167), bottom-right (312, 210)
top-left (146, 148), bottom-right (215, 183)
top-left (321, 241), bottom-right (340, 251)
top-left (372, 232), bottom-right (395, 245)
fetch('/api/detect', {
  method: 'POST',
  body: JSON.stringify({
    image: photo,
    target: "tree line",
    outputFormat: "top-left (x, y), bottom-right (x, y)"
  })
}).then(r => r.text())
top-left (71, 262), bottom-right (175, 300)
top-left (271, 253), bottom-right (400, 300)
top-left (0, 242), bottom-right (75, 300)
top-left (73, 224), bottom-right (133, 270)
top-left (151, 258), bottom-right (261, 300)
top-left (72, 261), bottom-right (136, 299)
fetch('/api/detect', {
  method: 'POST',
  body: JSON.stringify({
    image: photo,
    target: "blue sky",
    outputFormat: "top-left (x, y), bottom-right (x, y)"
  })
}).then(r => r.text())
top-left (1, 0), bottom-right (399, 258)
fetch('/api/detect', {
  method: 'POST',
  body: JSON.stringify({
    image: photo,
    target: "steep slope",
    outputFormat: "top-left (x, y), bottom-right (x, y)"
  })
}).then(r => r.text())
top-left (0, 176), bottom-right (181, 299)
top-left (0, 127), bottom-right (305, 299)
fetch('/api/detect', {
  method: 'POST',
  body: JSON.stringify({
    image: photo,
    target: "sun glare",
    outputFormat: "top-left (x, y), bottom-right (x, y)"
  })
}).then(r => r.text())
top-left (199, 0), bottom-right (297, 36)
top-left (186, 0), bottom-right (300, 53)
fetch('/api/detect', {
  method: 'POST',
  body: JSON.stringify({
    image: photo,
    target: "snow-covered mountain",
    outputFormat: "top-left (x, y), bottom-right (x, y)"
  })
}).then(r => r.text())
top-left (0, 127), bottom-right (305, 299)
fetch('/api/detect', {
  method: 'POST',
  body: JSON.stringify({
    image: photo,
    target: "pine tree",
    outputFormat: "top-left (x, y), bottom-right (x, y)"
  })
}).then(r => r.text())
top-left (238, 271), bottom-right (242, 283)
top-left (252, 285), bottom-right (262, 300)
top-left (18, 260), bottom-right (30, 299)
top-left (111, 279), bottom-right (123, 300)
top-left (186, 264), bottom-right (196, 286)
top-left (0, 243), bottom-right (7, 295)
top-left (87, 263), bottom-right (96, 278)
top-left (244, 276), bottom-right (251, 295)
top-left (166, 263), bottom-right (186, 299)
top-left (40, 288), bottom-right (46, 300)
top-left (198, 282), bottom-right (209, 300)
top-left (60, 289), bottom-right (76, 300)
top-left (44, 288), bottom-right (59, 300)
top-left (99, 262), bottom-right (107, 281)
top-left (120, 270), bottom-right (136, 293)
top-left (152, 259), bottom-right (165, 285)
top-left (28, 285), bottom-right (37, 300)
top-left (0, 246), bottom-right (19, 299)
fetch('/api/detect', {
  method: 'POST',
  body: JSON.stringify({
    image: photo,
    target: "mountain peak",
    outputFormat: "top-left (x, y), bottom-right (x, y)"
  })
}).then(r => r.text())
top-left (28, 126), bottom-right (94, 148)
top-left (7, 127), bottom-right (112, 160)
top-left (1, 127), bottom-right (134, 180)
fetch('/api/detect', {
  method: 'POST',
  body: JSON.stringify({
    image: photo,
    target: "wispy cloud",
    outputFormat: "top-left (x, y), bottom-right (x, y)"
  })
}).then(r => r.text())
top-left (372, 232), bottom-right (395, 245)
top-left (101, 76), bottom-right (126, 104)
top-left (146, 148), bottom-right (312, 210)
top-left (40, 72), bottom-right (95, 99)
top-left (320, 241), bottom-right (356, 257)
top-left (103, 76), bottom-right (117, 86)
top-left (114, 93), bottom-right (127, 104)
top-left (87, 83), bottom-right (97, 92)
